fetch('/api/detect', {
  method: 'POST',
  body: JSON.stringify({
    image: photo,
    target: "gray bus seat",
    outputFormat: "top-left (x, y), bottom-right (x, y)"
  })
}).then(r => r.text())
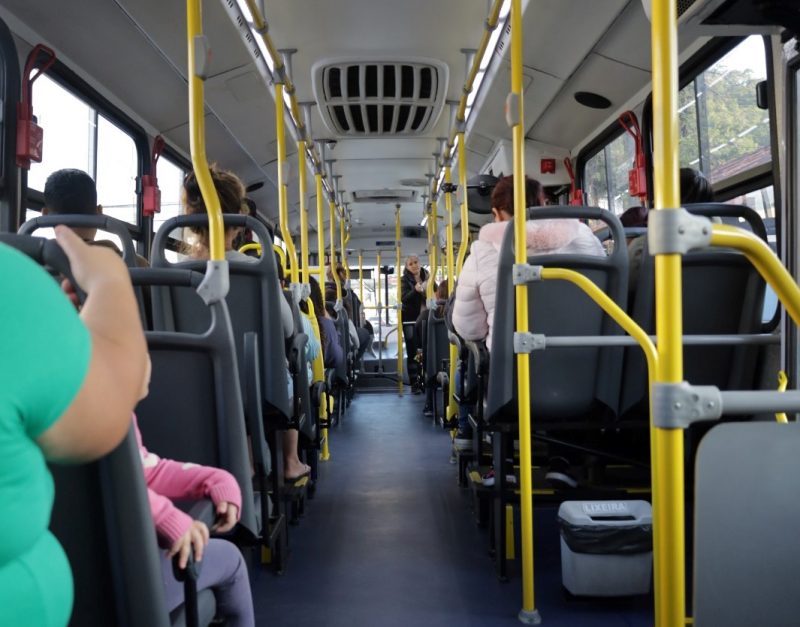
top-left (485, 206), bottom-right (628, 427)
top-left (426, 309), bottom-right (452, 425)
top-left (151, 214), bottom-right (292, 429)
top-left (130, 268), bottom-right (260, 543)
top-left (694, 422), bottom-right (800, 627)
top-left (620, 203), bottom-right (767, 419)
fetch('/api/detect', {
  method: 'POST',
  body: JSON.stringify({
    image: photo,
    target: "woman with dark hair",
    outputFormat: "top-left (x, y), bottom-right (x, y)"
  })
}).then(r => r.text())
top-left (400, 255), bottom-right (429, 392)
top-left (301, 277), bottom-right (344, 371)
top-left (680, 167), bottom-right (714, 204)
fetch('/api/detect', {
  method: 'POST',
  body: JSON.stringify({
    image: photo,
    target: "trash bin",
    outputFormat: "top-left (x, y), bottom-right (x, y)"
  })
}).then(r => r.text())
top-left (558, 500), bottom-right (652, 596)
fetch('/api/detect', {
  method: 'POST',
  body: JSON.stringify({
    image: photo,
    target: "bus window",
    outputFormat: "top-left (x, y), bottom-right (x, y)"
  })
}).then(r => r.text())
top-left (679, 36), bottom-right (770, 185)
top-left (583, 131), bottom-right (639, 214)
top-left (153, 157), bottom-right (186, 262)
top-left (96, 116), bottom-right (137, 224)
top-left (28, 74), bottom-right (93, 191)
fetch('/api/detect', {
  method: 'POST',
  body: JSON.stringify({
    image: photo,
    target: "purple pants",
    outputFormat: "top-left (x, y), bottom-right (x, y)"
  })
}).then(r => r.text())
top-left (161, 538), bottom-right (254, 627)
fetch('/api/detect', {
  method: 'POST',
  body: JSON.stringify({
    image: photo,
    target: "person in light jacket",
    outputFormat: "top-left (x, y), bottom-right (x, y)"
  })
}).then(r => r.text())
top-left (450, 175), bottom-right (604, 446)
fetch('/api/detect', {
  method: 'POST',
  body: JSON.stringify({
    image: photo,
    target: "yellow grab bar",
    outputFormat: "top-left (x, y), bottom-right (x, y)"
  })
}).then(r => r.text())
top-left (456, 132), bottom-right (470, 275)
top-left (651, 0), bottom-right (685, 624)
top-left (275, 82), bottom-right (298, 284)
top-left (239, 243), bottom-right (262, 256)
top-left (396, 207), bottom-right (404, 395)
top-left (298, 139), bottom-right (310, 285)
top-left (329, 199), bottom-right (341, 301)
top-left (444, 167), bottom-right (458, 421)
top-left (186, 0), bottom-right (224, 263)
top-left (316, 174), bottom-right (326, 291)
top-left (776, 371), bottom-right (789, 423)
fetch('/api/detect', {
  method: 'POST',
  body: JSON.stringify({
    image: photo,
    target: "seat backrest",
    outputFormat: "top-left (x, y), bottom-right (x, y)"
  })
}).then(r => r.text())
top-left (620, 203), bottom-right (767, 416)
top-left (50, 428), bottom-right (172, 627)
top-left (485, 206), bottom-right (627, 423)
top-left (130, 267), bottom-right (259, 539)
top-left (151, 214), bottom-right (291, 424)
top-left (694, 422), bottom-right (800, 627)
top-left (426, 310), bottom-right (450, 382)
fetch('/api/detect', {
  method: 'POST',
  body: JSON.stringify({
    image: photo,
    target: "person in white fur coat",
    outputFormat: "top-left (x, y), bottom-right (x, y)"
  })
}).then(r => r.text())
top-left (450, 175), bottom-right (604, 447)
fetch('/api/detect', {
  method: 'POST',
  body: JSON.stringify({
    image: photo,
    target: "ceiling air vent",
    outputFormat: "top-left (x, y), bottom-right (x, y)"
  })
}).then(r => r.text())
top-left (351, 189), bottom-right (417, 203)
top-left (312, 59), bottom-right (448, 136)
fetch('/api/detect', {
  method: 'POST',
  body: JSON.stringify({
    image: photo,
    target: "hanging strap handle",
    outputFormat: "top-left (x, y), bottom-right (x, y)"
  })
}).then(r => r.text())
top-left (16, 44), bottom-right (57, 169)
top-left (141, 135), bottom-right (166, 217)
top-left (563, 157), bottom-right (583, 206)
top-left (618, 110), bottom-right (648, 203)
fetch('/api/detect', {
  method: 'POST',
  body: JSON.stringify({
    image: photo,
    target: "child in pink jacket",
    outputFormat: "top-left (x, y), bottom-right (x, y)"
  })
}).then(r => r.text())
top-left (137, 357), bottom-right (254, 627)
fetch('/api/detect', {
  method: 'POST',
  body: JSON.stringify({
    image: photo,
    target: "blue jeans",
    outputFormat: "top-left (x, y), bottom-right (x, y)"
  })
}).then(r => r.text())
top-left (455, 368), bottom-right (472, 432)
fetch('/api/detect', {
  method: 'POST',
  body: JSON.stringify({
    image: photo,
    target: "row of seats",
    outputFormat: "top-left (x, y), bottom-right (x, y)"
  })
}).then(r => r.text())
top-left (12, 212), bottom-right (360, 626)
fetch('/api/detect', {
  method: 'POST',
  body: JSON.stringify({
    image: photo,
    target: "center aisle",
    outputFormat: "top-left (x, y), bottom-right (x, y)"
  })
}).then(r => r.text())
top-left (252, 392), bottom-right (652, 626)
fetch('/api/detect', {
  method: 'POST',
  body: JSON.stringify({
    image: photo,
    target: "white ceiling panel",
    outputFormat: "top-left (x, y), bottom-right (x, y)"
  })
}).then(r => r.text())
top-left (528, 53), bottom-right (650, 148)
top-left (595, 1), bottom-right (652, 72)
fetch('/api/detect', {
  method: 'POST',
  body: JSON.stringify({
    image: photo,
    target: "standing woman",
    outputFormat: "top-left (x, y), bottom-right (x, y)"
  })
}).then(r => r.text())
top-left (400, 255), bottom-right (428, 391)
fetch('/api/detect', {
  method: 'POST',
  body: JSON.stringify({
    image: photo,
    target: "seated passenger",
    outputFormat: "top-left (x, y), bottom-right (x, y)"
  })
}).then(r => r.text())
top-left (182, 167), bottom-right (307, 480)
top-left (136, 356), bottom-right (254, 627)
top-left (451, 175), bottom-right (604, 447)
top-left (2, 227), bottom-right (146, 627)
top-left (303, 277), bottom-right (345, 371)
top-left (42, 168), bottom-right (149, 267)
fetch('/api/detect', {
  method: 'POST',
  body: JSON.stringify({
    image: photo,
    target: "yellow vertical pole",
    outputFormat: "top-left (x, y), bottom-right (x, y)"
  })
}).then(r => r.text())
top-left (330, 199), bottom-right (342, 301)
top-left (275, 82), bottom-right (298, 284)
top-left (186, 0), bottom-right (223, 262)
top-left (444, 167), bottom-right (458, 421)
top-left (429, 200), bottom-right (439, 298)
top-left (456, 132), bottom-right (470, 275)
top-left (298, 141), bottom-right (309, 284)
top-left (315, 172), bottom-right (330, 461)
top-left (376, 251), bottom-right (382, 362)
top-left (339, 214), bottom-right (347, 283)
top-left (395, 208), bottom-right (404, 395)
top-left (511, 0), bottom-right (539, 623)
top-left (358, 250), bottom-right (364, 308)
top-left (651, 0), bottom-right (684, 625)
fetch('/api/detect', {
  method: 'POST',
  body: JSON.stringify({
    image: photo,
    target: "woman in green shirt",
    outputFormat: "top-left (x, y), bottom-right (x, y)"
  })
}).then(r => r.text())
top-left (0, 226), bottom-right (147, 626)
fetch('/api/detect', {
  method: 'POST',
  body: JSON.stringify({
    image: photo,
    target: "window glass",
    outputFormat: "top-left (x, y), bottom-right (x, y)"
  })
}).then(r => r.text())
top-left (679, 36), bottom-right (770, 184)
top-left (29, 75), bottom-right (94, 192)
top-left (584, 149), bottom-right (608, 210)
top-left (96, 116), bottom-right (137, 224)
top-left (153, 157), bottom-right (186, 235)
top-left (583, 132), bottom-right (639, 213)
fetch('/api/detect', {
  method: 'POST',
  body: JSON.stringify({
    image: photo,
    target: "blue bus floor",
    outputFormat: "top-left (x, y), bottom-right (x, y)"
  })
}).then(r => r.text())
top-left (251, 394), bottom-right (654, 626)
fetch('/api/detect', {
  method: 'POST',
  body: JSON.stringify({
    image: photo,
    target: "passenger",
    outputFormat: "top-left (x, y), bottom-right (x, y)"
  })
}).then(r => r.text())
top-left (42, 168), bottom-right (149, 267)
top-left (418, 280), bottom-right (449, 417)
top-left (303, 276), bottom-right (345, 371)
top-left (328, 263), bottom-right (371, 364)
top-left (136, 356), bottom-right (254, 627)
top-left (1, 227), bottom-right (146, 626)
top-left (182, 167), bottom-right (308, 480)
top-left (627, 167), bottom-right (714, 290)
top-left (400, 255), bottom-right (429, 392)
top-left (451, 175), bottom-right (604, 447)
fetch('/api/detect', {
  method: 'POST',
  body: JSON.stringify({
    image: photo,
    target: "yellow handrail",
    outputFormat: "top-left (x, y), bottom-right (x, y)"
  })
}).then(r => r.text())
top-left (298, 139), bottom-right (310, 285)
top-left (651, 0), bottom-right (684, 624)
top-left (272, 244), bottom-right (287, 276)
top-left (239, 243), bottom-right (262, 256)
top-left (186, 0), bottom-right (224, 262)
top-left (776, 371), bottom-right (789, 423)
top-left (329, 199), bottom-right (341, 301)
top-left (430, 200), bottom-right (439, 293)
top-left (316, 174), bottom-right (326, 292)
top-left (510, 0), bottom-right (538, 622)
top-left (710, 224), bottom-right (800, 326)
top-left (445, 167), bottom-right (458, 421)
top-left (275, 82), bottom-right (298, 284)
top-left (358, 250), bottom-right (364, 308)
top-left (396, 207), bottom-right (404, 395)
top-left (456, 132), bottom-right (470, 275)
top-left (339, 215), bottom-right (347, 284)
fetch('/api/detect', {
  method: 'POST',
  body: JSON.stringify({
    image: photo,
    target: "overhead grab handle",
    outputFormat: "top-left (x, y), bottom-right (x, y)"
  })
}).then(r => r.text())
top-left (142, 135), bottom-right (166, 217)
top-left (16, 44), bottom-right (56, 169)
top-left (618, 110), bottom-right (648, 204)
top-left (563, 157), bottom-right (583, 206)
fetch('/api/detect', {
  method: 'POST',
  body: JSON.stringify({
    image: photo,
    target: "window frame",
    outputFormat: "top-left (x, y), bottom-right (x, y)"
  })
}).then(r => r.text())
top-left (21, 58), bottom-right (150, 243)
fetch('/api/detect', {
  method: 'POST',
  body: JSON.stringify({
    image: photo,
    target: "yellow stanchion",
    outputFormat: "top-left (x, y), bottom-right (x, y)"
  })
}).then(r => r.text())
top-left (275, 82), bottom-right (298, 284)
top-left (298, 140), bottom-right (310, 285)
top-left (444, 167), bottom-right (458, 422)
top-left (186, 0), bottom-right (224, 263)
top-left (510, 0), bottom-right (538, 623)
top-left (430, 200), bottom-right (439, 291)
top-left (426, 206), bottom-right (435, 301)
top-left (396, 208), bottom-right (404, 395)
top-left (272, 245), bottom-right (287, 277)
top-left (456, 132), bottom-right (470, 275)
top-left (315, 172), bottom-right (330, 461)
top-left (359, 250), bottom-right (364, 310)
top-left (776, 371), bottom-right (789, 423)
top-left (650, 0), bottom-right (685, 624)
top-left (339, 214), bottom-right (347, 282)
top-left (330, 199), bottom-right (342, 302)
